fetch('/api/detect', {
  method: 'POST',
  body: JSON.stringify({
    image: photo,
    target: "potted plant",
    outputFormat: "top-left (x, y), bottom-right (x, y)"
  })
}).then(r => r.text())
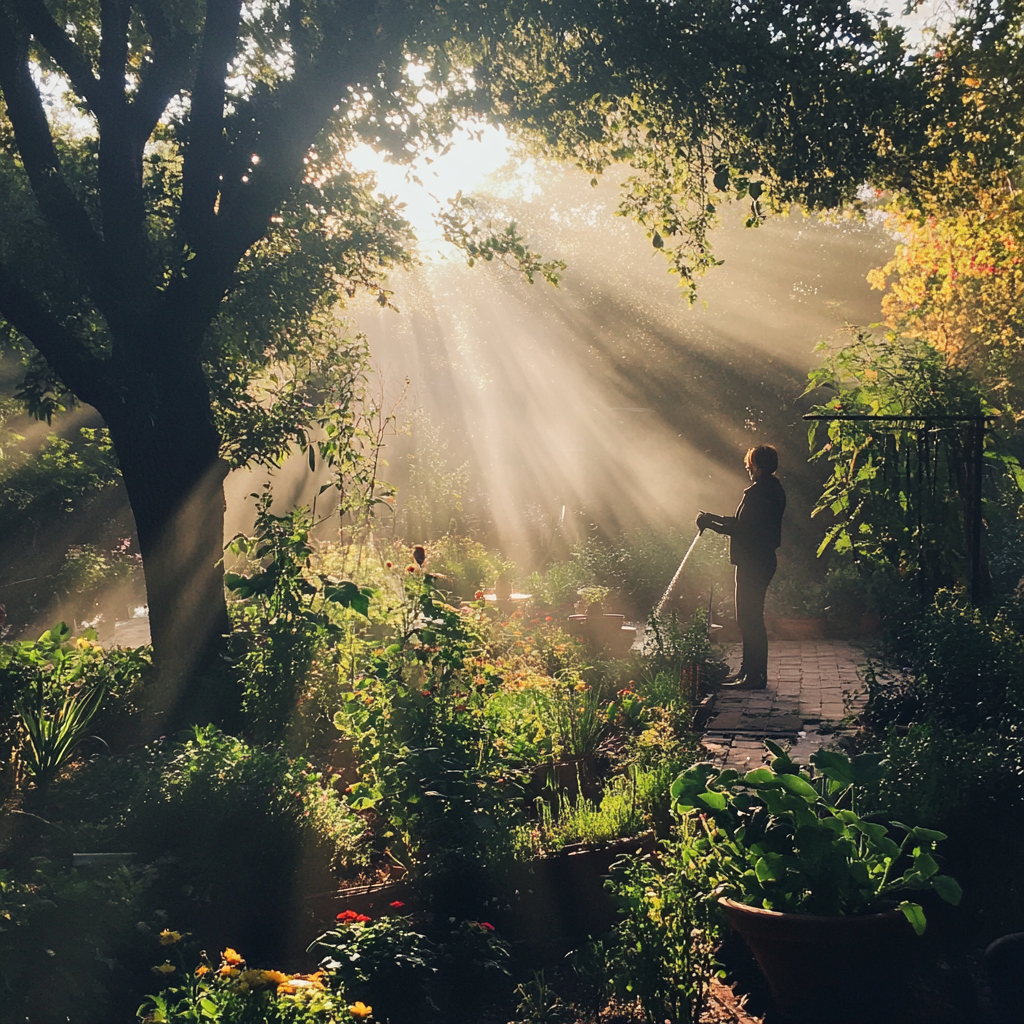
top-left (670, 742), bottom-right (962, 1023)
top-left (767, 578), bottom-right (826, 640)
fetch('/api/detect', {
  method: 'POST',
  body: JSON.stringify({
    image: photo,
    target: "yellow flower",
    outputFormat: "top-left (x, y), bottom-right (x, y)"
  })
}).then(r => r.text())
top-left (348, 1002), bottom-right (373, 1019)
top-left (222, 947), bottom-right (244, 965)
top-left (158, 929), bottom-right (182, 945)
top-left (152, 962), bottom-right (175, 975)
top-left (236, 969), bottom-right (288, 990)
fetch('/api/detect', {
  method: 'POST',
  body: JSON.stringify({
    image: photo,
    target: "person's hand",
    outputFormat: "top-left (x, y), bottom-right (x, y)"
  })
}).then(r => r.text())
top-left (696, 512), bottom-right (712, 533)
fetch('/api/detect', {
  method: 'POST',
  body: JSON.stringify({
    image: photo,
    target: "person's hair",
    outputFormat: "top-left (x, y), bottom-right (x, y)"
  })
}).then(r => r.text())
top-left (745, 444), bottom-right (779, 474)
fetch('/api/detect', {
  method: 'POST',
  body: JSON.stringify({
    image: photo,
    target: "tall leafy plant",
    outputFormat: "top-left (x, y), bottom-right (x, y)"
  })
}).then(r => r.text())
top-left (226, 491), bottom-right (374, 744)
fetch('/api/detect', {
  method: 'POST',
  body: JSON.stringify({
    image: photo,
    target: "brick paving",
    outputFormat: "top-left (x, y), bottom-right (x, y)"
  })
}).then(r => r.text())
top-left (701, 640), bottom-right (867, 770)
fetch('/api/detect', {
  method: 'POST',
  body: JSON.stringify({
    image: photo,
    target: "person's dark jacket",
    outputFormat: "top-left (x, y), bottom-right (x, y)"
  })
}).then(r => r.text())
top-left (715, 476), bottom-right (786, 568)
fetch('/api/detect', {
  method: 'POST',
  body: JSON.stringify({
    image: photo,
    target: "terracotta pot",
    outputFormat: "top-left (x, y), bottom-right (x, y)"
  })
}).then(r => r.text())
top-left (773, 616), bottom-right (825, 641)
top-left (719, 898), bottom-right (915, 1023)
top-left (860, 610), bottom-right (882, 635)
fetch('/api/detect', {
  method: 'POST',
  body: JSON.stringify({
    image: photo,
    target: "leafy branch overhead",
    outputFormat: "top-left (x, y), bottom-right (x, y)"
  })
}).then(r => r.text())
top-left (438, 193), bottom-right (566, 286)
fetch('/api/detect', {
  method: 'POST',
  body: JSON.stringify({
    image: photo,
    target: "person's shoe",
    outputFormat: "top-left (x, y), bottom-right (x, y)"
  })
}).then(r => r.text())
top-left (721, 674), bottom-right (767, 690)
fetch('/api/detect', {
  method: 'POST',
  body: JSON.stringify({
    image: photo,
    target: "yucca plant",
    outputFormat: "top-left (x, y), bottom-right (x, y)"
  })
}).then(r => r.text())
top-left (18, 677), bottom-right (105, 789)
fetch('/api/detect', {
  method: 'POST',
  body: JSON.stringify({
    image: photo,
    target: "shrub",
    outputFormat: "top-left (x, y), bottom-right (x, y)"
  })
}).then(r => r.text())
top-left (0, 860), bottom-right (154, 1024)
top-left (45, 726), bottom-right (366, 962)
top-left (864, 587), bottom-right (1024, 733)
top-left (603, 849), bottom-right (718, 1024)
top-left (227, 494), bottom-right (375, 746)
top-left (334, 575), bottom-right (528, 891)
top-left (310, 911), bottom-right (510, 1022)
top-left (0, 622), bottom-right (150, 797)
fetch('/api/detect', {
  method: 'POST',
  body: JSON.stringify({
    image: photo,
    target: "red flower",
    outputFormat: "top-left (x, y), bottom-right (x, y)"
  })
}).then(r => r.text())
top-left (475, 591), bottom-right (484, 600)
top-left (389, 901), bottom-right (405, 909)
top-left (385, 561), bottom-right (393, 568)
top-left (544, 616), bottom-right (552, 622)
top-left (407, 565), bottom-right (416, 573)
top-left (471, 920), bottom-right (495, 931)
top-left (336, 910), bottom-right (371, 923)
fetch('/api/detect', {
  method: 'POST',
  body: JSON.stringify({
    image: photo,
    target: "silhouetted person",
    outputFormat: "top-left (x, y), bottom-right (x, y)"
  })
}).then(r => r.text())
top-left (696, 445), bottom-right (786, 690)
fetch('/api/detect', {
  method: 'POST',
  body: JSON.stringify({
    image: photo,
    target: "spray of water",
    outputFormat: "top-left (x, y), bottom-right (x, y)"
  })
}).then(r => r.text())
top-left (653, 530), bottom-right (704, 618)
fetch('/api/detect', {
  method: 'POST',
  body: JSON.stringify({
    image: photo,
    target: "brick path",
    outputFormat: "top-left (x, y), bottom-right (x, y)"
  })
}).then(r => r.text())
top-left (701, 641), bottom-right (867, 770)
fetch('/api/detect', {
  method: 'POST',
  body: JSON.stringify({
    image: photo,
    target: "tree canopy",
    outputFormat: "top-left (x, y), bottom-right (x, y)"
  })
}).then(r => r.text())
top-left (0, 0), bottom-right (1001, 724)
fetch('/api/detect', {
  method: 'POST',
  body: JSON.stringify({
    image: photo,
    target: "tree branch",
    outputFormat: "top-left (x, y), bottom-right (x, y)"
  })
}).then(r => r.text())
top-left (0, 260), bottom-right (111, 410)
top-left (180, 0), bottom-right (243, 247)
top-left (0, 9), bottom-right (104, 269)
top-left (96, 0), bottom-right (148, 288)
top-left (10, 0), bottom-right (102, 110)
top-left (131, 1), bottom-right (201, 142)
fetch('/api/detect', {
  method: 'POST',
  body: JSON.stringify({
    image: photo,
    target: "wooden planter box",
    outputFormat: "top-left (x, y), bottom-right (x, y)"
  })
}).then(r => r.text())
top-left (495, 833), bottom-right (657, 956)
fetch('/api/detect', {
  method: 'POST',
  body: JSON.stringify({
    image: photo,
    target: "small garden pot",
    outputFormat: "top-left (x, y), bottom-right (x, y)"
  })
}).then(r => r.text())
top-left (719, 898), bottom-right (915, 1024)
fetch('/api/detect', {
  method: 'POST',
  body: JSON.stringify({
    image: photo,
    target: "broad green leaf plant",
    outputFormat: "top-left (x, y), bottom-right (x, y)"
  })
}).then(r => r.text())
top-left (670, 741), bottom-right (962, 934)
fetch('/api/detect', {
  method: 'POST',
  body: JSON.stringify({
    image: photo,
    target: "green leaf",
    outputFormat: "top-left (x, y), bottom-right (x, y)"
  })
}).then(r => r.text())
top-left (754, 857), bottom-right (777, 883)
top-left (652, 230), bottom-right (664, 249)
top-left (913, 850), bottom-right (939, 879)
top-left (910, 826), bottom-right (948, 843)
top-left (323, 580), bottom-right (373, 618)
top-left (744, 768), bottom-right (776, 786)
top-left (850, 752), bottom-right (887, 786)
top-left (931, 874), bottom-right (962, 906)
top-left (697, 790), bottom-right (728, 811)
top-left (899, 901), bottom-right (927, 936)
top-left (778, 773), bottom-right (818, 802)
top-left (809, 748), bottom-right (856, 784)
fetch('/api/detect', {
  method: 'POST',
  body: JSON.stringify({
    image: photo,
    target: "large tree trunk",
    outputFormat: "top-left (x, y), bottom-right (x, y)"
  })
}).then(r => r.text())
top-left (102, 357), bottom-right (239, 733)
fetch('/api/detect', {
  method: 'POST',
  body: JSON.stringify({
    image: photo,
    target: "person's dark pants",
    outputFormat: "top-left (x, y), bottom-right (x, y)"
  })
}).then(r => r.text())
top-left (735, 560), bottom-right (776, 681)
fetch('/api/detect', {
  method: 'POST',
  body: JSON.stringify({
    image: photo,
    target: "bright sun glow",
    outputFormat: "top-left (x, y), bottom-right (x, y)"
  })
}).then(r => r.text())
top-left (347, 119), bottom-right (516, 255)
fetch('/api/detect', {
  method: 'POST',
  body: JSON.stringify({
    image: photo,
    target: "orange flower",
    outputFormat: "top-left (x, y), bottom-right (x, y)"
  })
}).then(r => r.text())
top-left (222, 947), bottom-right (244, 965)
top-left (195, 965), bottom-right (210, 977)
top-left (348, 1002), bottom-right (373, 1019)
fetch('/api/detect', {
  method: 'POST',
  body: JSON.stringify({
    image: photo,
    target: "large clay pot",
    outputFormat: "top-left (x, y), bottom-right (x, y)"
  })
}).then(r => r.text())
top-left (773, 616), bottom-right (826, 641)
top-left (719, 898), bottom-right (915, 1023)
top-left (860, 610), bottom-right (882, 635)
